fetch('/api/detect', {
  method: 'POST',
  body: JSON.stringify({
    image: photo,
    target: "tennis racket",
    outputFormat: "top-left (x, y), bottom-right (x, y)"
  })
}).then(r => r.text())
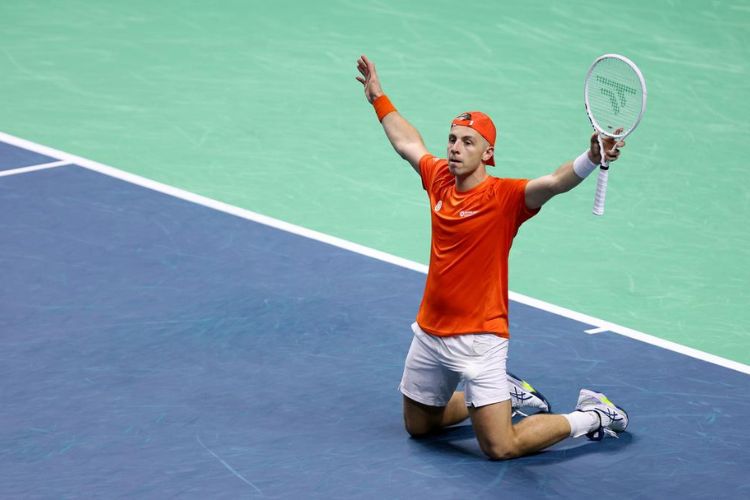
top-left (584, 54), bottom-right (647, 216)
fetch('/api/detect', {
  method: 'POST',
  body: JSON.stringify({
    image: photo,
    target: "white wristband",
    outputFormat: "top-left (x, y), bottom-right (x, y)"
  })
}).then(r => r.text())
top-left (573, 150), bottom-right (598, 179)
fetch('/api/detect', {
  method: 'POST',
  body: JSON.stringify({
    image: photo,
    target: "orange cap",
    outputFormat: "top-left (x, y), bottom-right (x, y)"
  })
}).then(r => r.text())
top-left (451, 111), bottom-right (497, 166)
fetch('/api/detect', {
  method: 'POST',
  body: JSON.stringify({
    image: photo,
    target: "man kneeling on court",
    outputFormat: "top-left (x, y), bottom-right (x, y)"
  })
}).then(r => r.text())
top-left (355, 55), bottom-right (628, 459)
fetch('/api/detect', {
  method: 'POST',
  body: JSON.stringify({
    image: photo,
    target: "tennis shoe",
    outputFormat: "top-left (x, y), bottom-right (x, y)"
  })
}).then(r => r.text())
top-left (575, 389), bottom-right (629, 440)
top-left (508, 372), bottom-right (551, 417)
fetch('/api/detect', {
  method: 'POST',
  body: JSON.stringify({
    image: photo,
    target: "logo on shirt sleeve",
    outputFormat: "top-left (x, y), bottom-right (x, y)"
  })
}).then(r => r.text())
top-left (434, 200), bottom-right (443, 212)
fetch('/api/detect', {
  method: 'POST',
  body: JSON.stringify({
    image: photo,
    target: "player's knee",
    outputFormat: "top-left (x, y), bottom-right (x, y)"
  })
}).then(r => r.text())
top-left (403, 417), bottom-right (435, 438)
top-left (402, 397), bottom-right (443, 438)
top-left (405, 424), bottom-right (431, 439)
top-left (478, 438), bottom-right (520, 461)
top-left (403, 409), bottom-right (442, 438)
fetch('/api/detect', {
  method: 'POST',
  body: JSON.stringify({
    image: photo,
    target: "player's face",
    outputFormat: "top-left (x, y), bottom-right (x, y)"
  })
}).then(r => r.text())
top-left (447, 126), bottom-right (492, 176)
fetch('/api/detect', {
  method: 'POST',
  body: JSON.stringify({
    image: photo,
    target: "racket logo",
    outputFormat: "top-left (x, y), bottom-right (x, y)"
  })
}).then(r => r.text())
top-left (596, 76), bottom-right (637, 115)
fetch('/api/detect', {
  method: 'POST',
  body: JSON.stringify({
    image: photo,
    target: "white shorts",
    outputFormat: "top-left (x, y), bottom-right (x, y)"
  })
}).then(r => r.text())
top-left (399, 322), bottom-right (509, 408)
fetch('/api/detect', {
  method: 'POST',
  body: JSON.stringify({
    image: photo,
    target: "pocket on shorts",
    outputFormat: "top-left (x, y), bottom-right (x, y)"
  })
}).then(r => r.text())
top-left (411, 321), bottom-right (430, 344)
top-left (470, 334), bottom-right (505, 356)
top-left (411, 322), bottom-right (424, 337)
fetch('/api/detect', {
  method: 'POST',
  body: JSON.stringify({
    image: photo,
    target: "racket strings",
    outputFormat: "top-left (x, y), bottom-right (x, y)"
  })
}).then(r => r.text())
top-left (587, 58), bottom-right (644, 136)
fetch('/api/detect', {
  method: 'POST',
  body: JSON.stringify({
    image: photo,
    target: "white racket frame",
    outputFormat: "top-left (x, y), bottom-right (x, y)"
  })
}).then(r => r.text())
top-left (584, 53), bottom-right (647, 216)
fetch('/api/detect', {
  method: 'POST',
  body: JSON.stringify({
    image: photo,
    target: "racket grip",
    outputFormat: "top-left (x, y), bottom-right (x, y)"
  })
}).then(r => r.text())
top-left (592, 166), bottom-right (609, 216)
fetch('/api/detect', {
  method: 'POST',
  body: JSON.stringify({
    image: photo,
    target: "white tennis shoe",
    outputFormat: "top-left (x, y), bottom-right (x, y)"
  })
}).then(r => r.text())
top-left (575, 388), bottom-right (629, 440)
top-left (508, 372), bottom-right (551, 417)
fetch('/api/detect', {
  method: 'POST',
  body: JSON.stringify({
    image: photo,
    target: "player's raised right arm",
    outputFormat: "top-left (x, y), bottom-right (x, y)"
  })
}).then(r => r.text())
top-left (356, 55), bottom-right (428, 173)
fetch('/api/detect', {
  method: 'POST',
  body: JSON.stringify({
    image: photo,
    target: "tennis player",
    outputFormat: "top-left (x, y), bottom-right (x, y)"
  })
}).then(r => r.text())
top-left (356, 55), bottom-right (629, 459)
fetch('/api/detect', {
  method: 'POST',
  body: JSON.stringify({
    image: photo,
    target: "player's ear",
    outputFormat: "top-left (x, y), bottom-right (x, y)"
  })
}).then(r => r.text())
top-left (483, 146), bottom-right (494, 163)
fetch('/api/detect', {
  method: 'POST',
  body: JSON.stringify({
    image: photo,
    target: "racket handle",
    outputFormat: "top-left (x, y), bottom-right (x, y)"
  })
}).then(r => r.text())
top-left (592, 166), bottom-right (609, 216)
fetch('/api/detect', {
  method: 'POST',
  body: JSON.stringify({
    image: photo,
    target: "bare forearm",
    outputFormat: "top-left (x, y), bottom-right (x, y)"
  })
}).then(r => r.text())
top-left (525, 153), bottom-right (594, 209)
top-left (526, 134), bottom-right (625, 210)
top-left (552, 160), bottom-right (586, 194)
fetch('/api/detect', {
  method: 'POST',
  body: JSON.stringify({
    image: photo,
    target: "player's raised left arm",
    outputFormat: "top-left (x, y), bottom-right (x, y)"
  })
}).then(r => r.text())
top-left (355, 55), bottom-right (428, 173)
top-left (524, 132), bottom-right (624, 210)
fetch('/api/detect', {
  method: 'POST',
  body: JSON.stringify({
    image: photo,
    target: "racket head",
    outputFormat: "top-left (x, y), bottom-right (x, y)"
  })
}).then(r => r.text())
top-left (584, 54), bottom-right (647, 139)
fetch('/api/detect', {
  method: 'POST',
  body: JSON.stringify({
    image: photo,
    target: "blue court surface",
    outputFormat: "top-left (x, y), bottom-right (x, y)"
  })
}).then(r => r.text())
top-left (1, 140), bottom-right (749, 499)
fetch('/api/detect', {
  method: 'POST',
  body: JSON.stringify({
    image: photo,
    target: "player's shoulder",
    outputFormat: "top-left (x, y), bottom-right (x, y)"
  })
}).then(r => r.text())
top-left (490, 175), bottom-right (529, 190)
top-left (492, 177), bottom-right (530, 189)
top-left (487, 176), bottom-right (531, 199)
top-left (419, 153), bottom-right (448, 169)
top-left (418, 154), bottom-right (449, 182)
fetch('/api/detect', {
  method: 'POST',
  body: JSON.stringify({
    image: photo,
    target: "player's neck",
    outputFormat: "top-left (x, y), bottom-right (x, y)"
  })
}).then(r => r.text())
top-left (454, 166), bottom-right (488, 192)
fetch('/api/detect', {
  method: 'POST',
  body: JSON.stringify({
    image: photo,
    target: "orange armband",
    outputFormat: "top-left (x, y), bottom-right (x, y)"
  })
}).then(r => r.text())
top-left (373, 95), bottom-right (397, 122)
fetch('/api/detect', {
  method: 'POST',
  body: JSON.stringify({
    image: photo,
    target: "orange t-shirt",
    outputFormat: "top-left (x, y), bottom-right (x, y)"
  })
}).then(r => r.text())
top-left (416, 154), bottom-right (539, 338)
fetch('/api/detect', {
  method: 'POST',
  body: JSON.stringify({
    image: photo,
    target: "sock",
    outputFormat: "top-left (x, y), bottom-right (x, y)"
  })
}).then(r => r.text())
top-left (564, 410), bottom-right (600, 438)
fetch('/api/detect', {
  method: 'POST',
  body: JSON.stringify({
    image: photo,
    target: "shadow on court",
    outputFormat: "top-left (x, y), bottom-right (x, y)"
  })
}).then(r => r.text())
top-left (413, 421), bottom-right (634, 461)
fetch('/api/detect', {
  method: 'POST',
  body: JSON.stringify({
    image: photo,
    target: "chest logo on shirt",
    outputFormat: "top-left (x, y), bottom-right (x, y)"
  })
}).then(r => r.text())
top-left (434, 200), bottom-right (443, 212)
top-left (459, 210), bottom-right (479, 218)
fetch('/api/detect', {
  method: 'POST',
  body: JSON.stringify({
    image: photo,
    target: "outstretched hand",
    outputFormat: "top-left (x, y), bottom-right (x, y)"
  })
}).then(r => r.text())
top-left (355, 55), bottom-right (384, 104)
top-left (589, 129), bottom-right (625, 165)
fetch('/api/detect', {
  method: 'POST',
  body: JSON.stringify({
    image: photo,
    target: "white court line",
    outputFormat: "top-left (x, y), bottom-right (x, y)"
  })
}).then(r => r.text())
top-left (0, 160), bottom-right (69, 177)
top-left (0, 130), bottom-right (748, 376)
top-left (584, 327), bottom-right (608, 335)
